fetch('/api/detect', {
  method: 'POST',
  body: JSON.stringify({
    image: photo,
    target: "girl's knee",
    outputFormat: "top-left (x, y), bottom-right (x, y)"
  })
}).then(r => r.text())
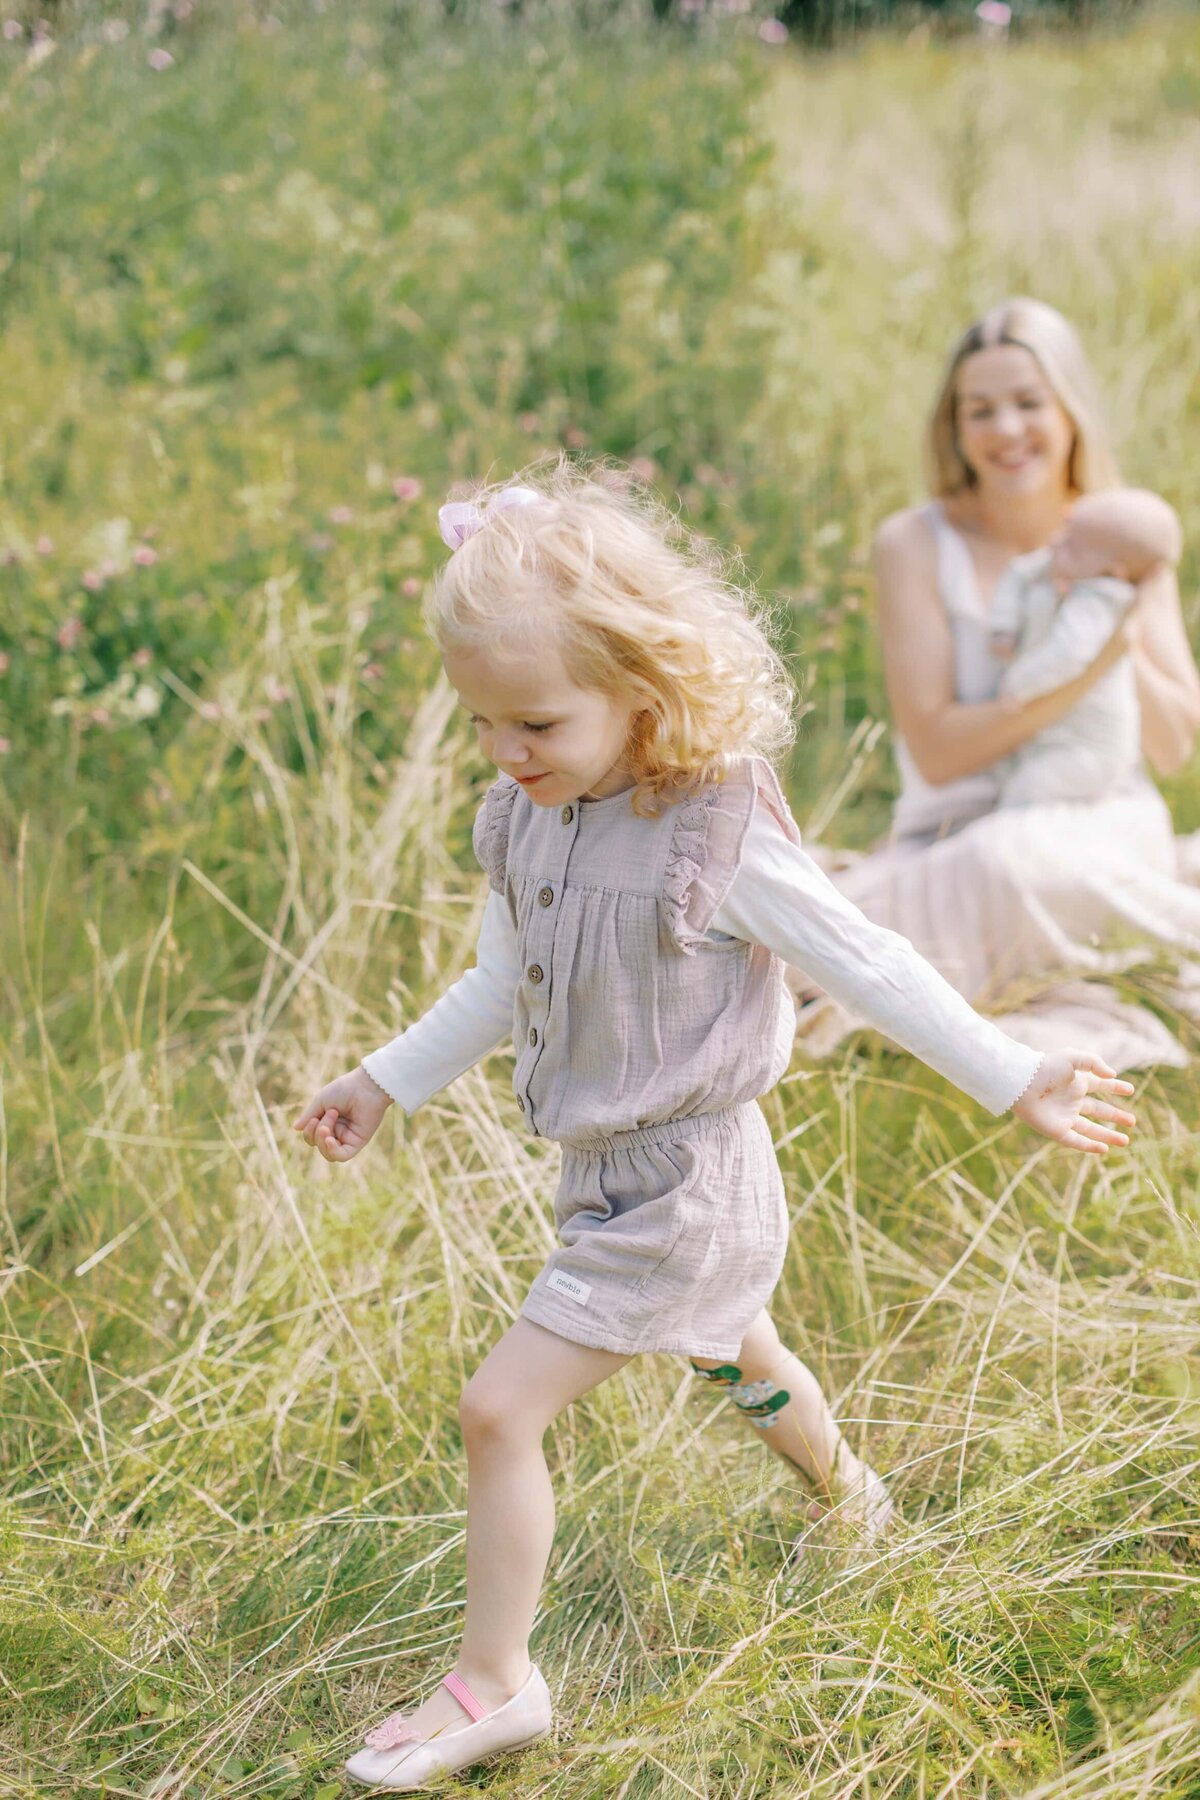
top-left (458, 1372), bottom-right (539, 1447)
top-left (689, 1313), bottom-right (786, 1387)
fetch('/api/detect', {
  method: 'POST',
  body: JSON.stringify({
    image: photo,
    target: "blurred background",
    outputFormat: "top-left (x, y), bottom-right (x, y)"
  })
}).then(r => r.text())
top-left (3, 4), bottom-right (1199, 1797)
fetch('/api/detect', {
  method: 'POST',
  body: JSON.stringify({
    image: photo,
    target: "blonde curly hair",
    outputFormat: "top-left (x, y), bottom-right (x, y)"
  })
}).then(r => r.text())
top-left (425, 460), bottom-right (797, 816)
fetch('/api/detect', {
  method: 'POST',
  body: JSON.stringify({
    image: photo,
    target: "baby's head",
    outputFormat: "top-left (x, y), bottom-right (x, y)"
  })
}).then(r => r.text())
top-left (1048, 489), bottom-right (1182, 592)
top-left (425, 462), bottom-right (795, 814)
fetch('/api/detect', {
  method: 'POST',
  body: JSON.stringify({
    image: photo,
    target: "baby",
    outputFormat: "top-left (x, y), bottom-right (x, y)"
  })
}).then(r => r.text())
top-left (989, 489), bottom-right (1182, 806)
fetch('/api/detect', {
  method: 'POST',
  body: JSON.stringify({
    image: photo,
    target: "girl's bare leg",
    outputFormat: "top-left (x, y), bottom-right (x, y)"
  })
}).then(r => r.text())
top-left (387, 1319), bottom-right (629, 1743)
top-left (692, 1309), bottom-right (877, 1515)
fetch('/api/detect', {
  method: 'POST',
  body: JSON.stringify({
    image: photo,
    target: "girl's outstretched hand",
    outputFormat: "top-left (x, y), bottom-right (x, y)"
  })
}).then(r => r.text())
top-left (1011, 1050), bottom-right (1135, 1155)
top-left (292, 1066), bottom-right (393, 1162)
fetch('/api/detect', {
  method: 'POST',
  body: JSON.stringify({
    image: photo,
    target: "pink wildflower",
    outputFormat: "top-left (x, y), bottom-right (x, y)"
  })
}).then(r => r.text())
top-left (0, 737), bottom-right (9, 754)
top-left (35, 535), bottom-right (54, 555)
top-left (629, 457), bottom-right (659, 482)
top-left (148, 47), bottom-right (174, 70)
top-left (2, 20), bottom-right (21, 39)
top-left (199, 700), bottom-right (222, 721)
top-left (89, 706), bottom-right (112, 727)
top-left (328, 505), bottom-right (354, 525)
top-left (131, 647), bottom-right (154, 668)
top-left (57, 617), bottom-right (85, 651)
top-left (975, 0), bottom-right (1012, 21)
top-left (133, 544), bottom-right (159, 566)
top-left (401, 577), bottom-right (422, 599)
top-left (564, 426), bottom-right (589, 449)
top-left (264, 678), bottom-right (290, 705)
top-left (391, 475), bottom-right (423, 502)
top-left (757, 17), bottom-right (788, 42)
top-left (81, 569), bottom-right (105, 591)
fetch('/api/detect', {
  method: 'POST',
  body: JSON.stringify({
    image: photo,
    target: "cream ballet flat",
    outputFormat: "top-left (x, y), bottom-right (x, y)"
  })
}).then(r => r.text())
top-left (345, 1665), bottom-right (553, 1791)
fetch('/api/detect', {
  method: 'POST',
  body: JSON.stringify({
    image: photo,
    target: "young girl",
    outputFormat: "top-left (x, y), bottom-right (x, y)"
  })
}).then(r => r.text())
top-left (293, 465), bottom-right (1136, 1793)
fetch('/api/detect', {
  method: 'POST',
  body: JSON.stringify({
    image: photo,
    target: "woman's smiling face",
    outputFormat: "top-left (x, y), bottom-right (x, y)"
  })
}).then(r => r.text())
top-left (955, 344), bottom-right (1076, 499)
top-left (444, 638), bottom-right (641, 805)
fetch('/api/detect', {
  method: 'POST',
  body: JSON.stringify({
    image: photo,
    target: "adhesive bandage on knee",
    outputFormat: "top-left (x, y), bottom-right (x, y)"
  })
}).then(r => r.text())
top-left (690, 1360), bottom-right (791, 1430)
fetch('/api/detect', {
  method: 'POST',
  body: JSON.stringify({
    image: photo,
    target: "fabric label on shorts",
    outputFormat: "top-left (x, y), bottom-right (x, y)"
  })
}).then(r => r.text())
top-left (547, 1269), bottom-right (592, 1306)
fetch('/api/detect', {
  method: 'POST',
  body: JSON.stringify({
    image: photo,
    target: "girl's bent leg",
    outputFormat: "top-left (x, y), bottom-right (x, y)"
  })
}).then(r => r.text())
top-left (392, 1320), bottom-right (629, 1746)
top-left (691, 1310), bottom-right (885, 1522)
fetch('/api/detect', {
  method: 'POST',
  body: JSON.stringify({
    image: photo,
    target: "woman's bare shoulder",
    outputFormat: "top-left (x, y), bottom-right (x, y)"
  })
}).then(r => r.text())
top-left (873, 504), bottom-right (938, 584)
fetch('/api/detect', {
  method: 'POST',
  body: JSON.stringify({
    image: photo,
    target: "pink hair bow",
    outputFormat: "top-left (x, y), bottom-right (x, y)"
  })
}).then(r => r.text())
top-left (437, 484), bottom-right (542, 550)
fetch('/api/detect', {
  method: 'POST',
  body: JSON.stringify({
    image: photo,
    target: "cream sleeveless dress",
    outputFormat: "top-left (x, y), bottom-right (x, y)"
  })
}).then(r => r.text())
top-left (802, 502), bottom-right (1200, 1071)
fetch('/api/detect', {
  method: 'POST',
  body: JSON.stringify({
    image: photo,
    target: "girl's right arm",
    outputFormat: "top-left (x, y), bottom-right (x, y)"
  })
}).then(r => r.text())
top-left (292, 891), bottom-right (520, 1162)
top-left (876, 509), bottom-right (1134, 787)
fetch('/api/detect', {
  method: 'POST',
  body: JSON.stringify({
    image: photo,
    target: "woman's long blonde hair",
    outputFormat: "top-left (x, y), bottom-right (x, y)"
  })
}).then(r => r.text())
top-left (426, 460), bottom-right (797, 815)
top-left (927, 297), bottom-right (1121, 497)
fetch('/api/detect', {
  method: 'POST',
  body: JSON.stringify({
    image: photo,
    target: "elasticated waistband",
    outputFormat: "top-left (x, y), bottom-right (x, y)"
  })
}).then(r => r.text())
top-left (558, 1100), bottom-right (757, 1155)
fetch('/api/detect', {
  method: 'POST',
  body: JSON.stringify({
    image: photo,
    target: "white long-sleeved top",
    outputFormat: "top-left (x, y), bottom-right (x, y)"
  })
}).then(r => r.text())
top-left (363, 807), bottom-right (1044, 1119)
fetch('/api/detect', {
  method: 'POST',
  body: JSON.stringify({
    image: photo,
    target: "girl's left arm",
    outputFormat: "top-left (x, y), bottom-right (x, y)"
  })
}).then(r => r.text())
top-left (1130, 564), bottom-right (1200, 776)
top-left (712, 809), bottom-right (1134, 1151)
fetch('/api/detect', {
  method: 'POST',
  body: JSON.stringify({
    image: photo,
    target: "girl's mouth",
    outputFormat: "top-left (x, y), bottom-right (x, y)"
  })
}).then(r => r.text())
top-left (516, 773), bottom-right (549, 787)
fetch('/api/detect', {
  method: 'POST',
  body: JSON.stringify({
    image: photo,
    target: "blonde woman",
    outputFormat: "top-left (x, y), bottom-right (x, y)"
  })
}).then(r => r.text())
top-left (805, 297), bottom-right (1200, 1068)
top-left (293, 463), bottom-right (1133, 1791)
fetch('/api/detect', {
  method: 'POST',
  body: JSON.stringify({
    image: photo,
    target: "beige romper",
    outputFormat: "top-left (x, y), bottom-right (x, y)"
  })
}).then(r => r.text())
top-left (473, 757), bottom-right (797, 1359)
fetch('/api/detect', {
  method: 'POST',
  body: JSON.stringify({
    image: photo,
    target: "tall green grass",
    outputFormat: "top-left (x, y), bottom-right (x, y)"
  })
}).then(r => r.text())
top-left (3, 7), bottom-right (1200, 1796)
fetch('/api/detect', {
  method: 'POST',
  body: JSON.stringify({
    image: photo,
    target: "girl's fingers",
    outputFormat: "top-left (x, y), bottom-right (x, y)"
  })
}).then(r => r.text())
top-left (1072, 1116), bottom-right (1129, 1148)
top-left (1078, 1097), bottom-right (1136, 1128)
top-left (1059, 1128), bottom-right (1107, 1155)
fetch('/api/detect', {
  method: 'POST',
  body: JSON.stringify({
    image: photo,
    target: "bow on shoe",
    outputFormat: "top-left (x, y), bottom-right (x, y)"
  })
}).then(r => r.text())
top-left (363, 1710), bottom-right (424, 1751)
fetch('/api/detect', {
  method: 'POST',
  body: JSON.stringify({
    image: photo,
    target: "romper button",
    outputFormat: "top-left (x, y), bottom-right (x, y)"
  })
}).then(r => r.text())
top-left (560, 805), bottom-right (573, 824)
top-left (527, 963), bottom-right (544, 984)
top-left (538, 885), bottom-right (554, 907)
top-left (516, 1096), bottom-right (525, 1113)
top-left (529, 1027), bottom-right (538, 1046)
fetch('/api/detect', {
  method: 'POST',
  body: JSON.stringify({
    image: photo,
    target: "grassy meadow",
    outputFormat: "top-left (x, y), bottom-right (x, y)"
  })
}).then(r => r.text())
top-left (3, 4), bottom-right (1200, 1795)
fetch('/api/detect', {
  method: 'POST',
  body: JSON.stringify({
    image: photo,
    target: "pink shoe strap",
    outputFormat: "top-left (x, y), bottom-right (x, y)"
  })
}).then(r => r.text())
top-left (442, 1670), bottom-right (488, 1722)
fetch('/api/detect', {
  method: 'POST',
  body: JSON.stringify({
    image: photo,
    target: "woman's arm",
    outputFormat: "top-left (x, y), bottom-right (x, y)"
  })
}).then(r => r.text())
top-left (875, 510), bottom-right (1134, 786)
top-left (1130, 564), bottom-right (1200, 776)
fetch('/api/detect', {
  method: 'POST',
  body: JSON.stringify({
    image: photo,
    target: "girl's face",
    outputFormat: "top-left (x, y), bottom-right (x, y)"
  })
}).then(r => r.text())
top-left (444, 638), bottom-right (641, 806)
top-left (954, 345), bottom-right (1075, 499)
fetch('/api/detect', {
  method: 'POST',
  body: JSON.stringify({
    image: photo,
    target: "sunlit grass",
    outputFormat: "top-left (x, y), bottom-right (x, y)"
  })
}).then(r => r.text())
top-left (3, 6), bottom-right (1200, 1797)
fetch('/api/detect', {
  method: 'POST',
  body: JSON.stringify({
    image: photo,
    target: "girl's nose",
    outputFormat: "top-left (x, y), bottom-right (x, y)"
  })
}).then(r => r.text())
top-left (492, 729), bottom-right (529, 764)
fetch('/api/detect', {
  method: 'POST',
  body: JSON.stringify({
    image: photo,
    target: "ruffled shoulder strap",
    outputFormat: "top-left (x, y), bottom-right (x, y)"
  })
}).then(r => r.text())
top-left (662, 757), bottom-right (801, 954)
top-left (471, 775), bottom-right (519, 894)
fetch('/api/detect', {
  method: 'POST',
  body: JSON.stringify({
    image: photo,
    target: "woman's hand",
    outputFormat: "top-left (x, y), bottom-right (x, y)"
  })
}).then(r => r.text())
top-left (1011, 1051), bottom-right (1135, 1155)
top-left (292, 1066), bottom-right (393, 1162)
